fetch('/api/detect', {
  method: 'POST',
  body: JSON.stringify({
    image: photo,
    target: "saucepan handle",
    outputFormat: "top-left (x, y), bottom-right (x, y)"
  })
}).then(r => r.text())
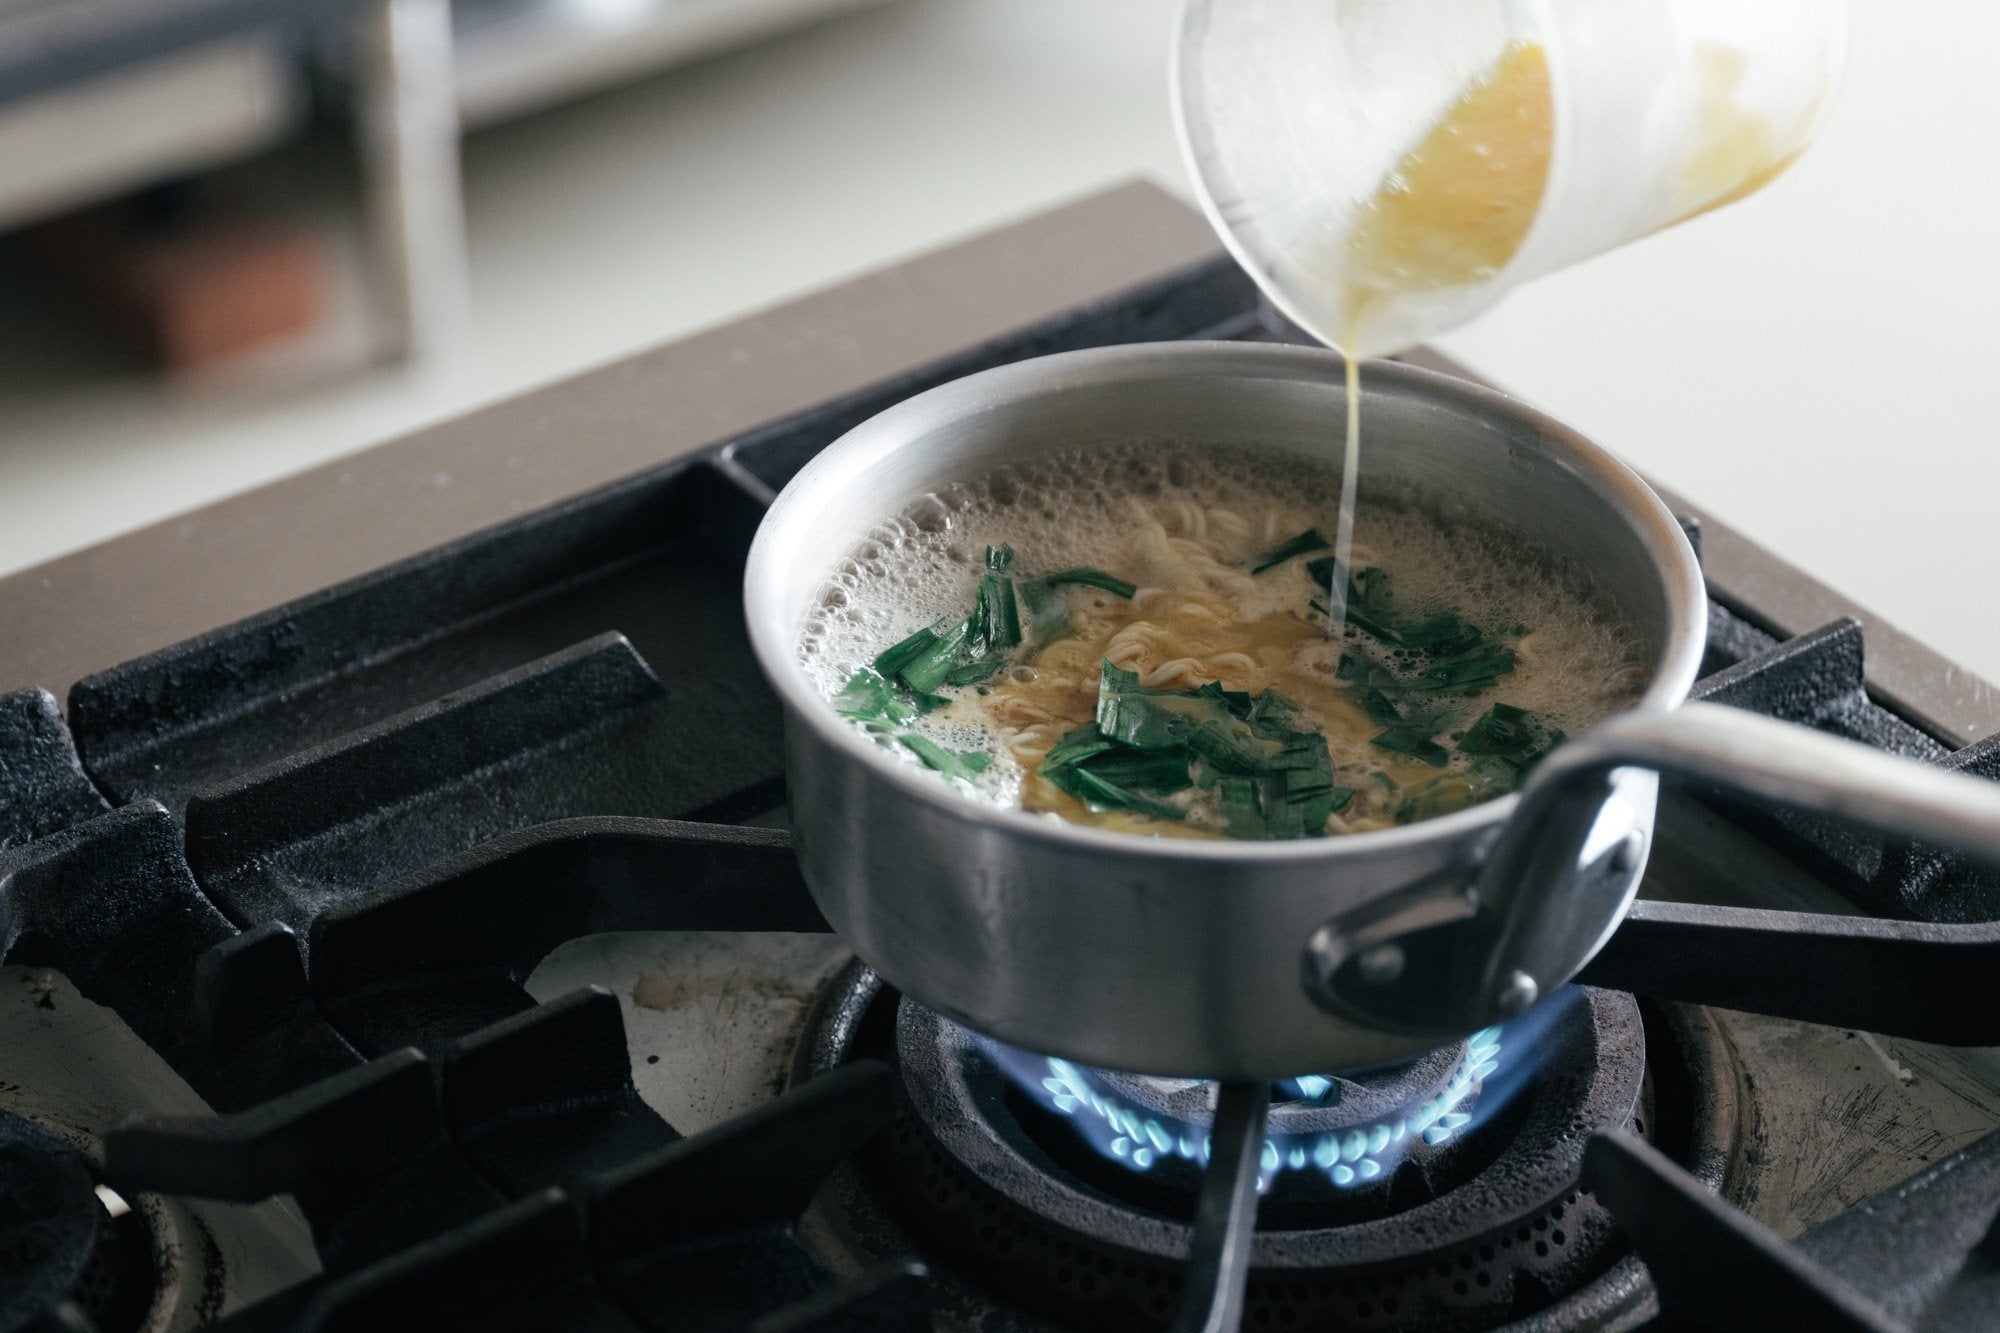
top-left (1306, 701), bottom-right (2000, 1036)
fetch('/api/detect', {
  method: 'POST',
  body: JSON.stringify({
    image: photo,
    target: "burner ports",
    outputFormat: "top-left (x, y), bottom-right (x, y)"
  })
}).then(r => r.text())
top-left (793, 964), bottom-right (1733, 1332)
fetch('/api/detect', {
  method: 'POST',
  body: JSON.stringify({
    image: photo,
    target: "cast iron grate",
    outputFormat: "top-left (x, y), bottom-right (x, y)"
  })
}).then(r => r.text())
top-left (0, 255), bottom-right (1996, 1330)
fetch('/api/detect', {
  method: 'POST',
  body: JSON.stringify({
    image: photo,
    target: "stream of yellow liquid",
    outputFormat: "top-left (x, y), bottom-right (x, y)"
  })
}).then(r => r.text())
top-left (1327, 39), bottom-right (1555, 633)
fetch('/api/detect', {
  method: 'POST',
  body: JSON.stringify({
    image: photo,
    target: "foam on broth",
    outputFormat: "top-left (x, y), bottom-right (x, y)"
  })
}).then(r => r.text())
top-left (797, 440), bottom-right (1648, 837)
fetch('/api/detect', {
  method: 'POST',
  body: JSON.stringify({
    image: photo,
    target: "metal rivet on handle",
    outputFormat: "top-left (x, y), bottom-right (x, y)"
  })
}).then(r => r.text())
top-left (1496, 971), bottom-right (1538, 1016)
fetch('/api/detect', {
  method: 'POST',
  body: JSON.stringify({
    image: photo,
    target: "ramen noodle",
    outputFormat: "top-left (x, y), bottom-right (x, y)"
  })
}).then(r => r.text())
top-left (798, 442), bottom-right (1647, 840)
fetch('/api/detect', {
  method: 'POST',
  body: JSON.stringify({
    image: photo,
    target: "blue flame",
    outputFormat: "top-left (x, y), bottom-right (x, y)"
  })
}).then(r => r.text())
top-left (1001, 1027), bottom-right (1504, 1193)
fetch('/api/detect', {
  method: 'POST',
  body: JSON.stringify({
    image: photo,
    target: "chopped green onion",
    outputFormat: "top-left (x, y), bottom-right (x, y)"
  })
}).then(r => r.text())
top-left (1253, 528), bottom-right (1332, 575)
top-left (985, 544), bottom-right (1016, 571)
top-left (1344, 607), bottom-right (1406, 645)
top-left (1015, 568), bottom-right (1136, 650)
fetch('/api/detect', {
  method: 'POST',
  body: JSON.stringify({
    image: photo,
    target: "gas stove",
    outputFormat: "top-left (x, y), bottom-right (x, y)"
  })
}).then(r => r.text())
top-left (5, 185), bottom-right (2000, 1333)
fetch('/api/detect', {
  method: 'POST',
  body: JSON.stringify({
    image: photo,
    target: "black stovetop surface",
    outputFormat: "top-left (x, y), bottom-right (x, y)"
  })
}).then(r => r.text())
top-left (4, 257), bottom-right (2000, 1333)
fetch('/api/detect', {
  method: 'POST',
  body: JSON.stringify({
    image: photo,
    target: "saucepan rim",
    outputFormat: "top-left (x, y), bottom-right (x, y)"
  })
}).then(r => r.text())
top-left (743, 340), bottom-right (1704, 863)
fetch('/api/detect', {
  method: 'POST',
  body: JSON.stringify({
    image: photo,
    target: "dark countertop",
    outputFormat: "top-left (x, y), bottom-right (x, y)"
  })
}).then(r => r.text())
top-left (5, 178), bottom-right (1993, 744)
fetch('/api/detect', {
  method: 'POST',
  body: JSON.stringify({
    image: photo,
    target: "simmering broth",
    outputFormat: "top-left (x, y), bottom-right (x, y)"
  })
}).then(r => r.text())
top-left (798, 441), bottom-right (1646, 839)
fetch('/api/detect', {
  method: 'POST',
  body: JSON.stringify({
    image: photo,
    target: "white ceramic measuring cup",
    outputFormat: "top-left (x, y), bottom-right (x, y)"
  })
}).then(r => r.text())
top-left (1173, 0), bottom-right (1849, 358)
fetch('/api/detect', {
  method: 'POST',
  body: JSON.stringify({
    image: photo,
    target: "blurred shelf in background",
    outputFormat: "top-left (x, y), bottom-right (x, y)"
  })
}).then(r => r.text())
top-left (1, 0), bottom-right (895, 368)
top-left (0, 1), bottom-right (316, 231)
top-left (452, 0), bottom-right (892, 127)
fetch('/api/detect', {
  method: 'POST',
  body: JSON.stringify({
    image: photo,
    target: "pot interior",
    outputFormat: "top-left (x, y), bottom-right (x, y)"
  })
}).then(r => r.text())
top-left (751, 343), bottom-right (1702, 721)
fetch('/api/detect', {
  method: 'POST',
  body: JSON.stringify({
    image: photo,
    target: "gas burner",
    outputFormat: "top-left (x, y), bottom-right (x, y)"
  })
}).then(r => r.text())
top-left (981, 1028), bottom-right (1498, 1201)
top-left (797, 964), bottom-right (1728, 1332)
top-left (0, 967), bottom-right (321, 1331)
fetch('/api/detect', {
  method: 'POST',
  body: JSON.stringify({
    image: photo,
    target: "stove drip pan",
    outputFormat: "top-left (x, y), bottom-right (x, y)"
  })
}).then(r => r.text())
top-left (797, 965), bottom-right (1715, 1332)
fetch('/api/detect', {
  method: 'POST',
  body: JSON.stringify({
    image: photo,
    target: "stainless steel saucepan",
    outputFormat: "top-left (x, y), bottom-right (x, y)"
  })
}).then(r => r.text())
top-left (743, 341), bottom-right (2000, 1080)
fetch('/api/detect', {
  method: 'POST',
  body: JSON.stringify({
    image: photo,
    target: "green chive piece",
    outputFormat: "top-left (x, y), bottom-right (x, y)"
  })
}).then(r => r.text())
top-left (873, 623), bottom-right (943, 679)
top-left (1041, 567), bottom-right (1137, 599)
top-left (831, 669), bottom-right (913, 730)
top-left (1041, 722), bottom-right (1119, 774)
top-left (1310, 563), bottom-right (1407, 644)
top-left (1244, 689), bottom-right (1299, 728)
top-left (1096, 663), bottom-right (1183, 748)
top-left (1216, 778), bottom-right (1265, 839)
top-left (1075, 746), bottom-right (1196, 794)
top-left (1393, 772), bottom-right (1499, 825)
top-left (897, 622), bottom-right (970, 695)
top-left (1253, 528), bottom-right (1332, 575)
top-left (1370, 729), bottom-right (1451, 766)
top-left (965, 572), bottom-right (1021, 658)
top-left (1399, 613), bottom-right (1481, 654)
top-left (1065, 767), bottom-right (1188, 820)
top-left (898, 733), bottom-right (993, 784)
top-left (1017, 578), bottom-right (1072, 647)
top-left (1193, 680), bottom-right (1262, 723)
top-left (1416, 642), bottom-right (1517, 694)
top-left (1357, 688), bottom-right (1404, 728)
top-left (985, 544), bottom-right (1016, 571)
top-left (945, 657), bottom-right (1007, 688)
top-left (1351, 565), bottom-right (1394, 613)
top-left (1457, 703), bottom-right (1533, 754)
top-left (1186, 717), bottom-right (1282, 775)
top-left (1458, 703), bottom-right (1564, 771)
